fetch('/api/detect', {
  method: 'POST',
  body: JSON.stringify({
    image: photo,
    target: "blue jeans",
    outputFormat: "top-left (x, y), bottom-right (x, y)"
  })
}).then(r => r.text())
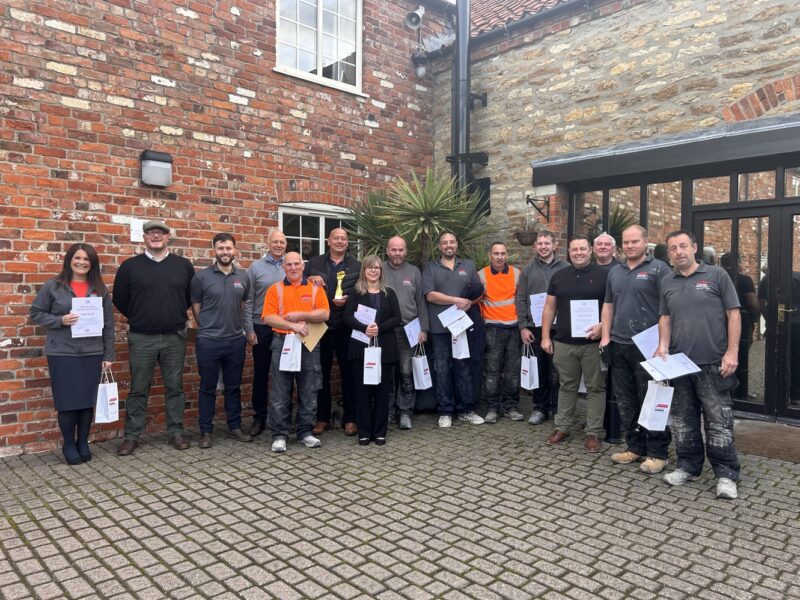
top-left (610, 342), bottom-right (670, 459)
top-left (671, 365), bottom-right (740, 480)
top-left (125, 331), bottom-right (187, 439)
top-left (250, 323), bottom-right (273, 425)
top-left (269, 334), bottom-right (322, 441)
top-left (196, 335), bottom-right (247, 433)
top-left (431, 332), bottom-right (474, 416)
top-left (482, 326), bottom-right (521, 412)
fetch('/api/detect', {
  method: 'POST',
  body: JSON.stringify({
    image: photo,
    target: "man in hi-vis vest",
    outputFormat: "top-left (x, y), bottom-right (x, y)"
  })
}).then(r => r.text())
top-left (478, 242), bottom-right (524, 424)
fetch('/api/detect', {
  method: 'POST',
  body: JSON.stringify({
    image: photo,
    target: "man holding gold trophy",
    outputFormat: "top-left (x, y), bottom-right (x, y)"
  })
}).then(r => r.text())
top-left (305, 228), bottom-right (362, 435)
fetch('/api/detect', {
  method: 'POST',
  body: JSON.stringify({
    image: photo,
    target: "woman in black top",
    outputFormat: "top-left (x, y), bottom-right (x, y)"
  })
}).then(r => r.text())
top-left (30, 243), bottom-right (115, 464)
top-left (343, 255), bottom-right (401, 445)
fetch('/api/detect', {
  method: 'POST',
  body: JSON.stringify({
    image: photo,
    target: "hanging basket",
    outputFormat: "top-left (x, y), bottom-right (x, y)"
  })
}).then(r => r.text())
top-left (515, 230), bottom-right (538, 246)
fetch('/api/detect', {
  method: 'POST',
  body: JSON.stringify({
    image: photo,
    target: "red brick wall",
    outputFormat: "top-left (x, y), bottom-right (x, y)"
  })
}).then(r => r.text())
top-left (0, 0), bottom-right (443, 454)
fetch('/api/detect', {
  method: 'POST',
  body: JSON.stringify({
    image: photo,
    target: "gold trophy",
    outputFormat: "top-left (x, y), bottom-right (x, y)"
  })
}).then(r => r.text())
top-left (334, 271), bottom-right (346, 300)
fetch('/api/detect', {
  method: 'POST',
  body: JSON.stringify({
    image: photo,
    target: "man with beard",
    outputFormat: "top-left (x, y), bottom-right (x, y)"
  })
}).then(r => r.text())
top-left (191, 233), bottom-right (252, 448)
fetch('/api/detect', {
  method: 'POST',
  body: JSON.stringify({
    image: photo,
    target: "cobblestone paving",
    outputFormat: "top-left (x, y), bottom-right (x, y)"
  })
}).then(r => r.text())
top-left (1, 400), bottom-right (799, 600)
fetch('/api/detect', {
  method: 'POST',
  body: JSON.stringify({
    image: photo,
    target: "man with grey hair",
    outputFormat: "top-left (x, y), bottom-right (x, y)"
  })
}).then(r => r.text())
top-left (593, 232), bottom-right (620, 271)
top-left (242, 228), bottom-right (286, 437)
top-left (382, 236), bottom-right (428, 430)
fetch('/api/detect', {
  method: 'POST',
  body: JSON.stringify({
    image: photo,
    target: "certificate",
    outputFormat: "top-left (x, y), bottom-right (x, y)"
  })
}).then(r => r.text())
top-left (71, 297), bottom-right (104, 338)
top-left (529, 293), bottom-right (547, 327)
top-left (437, 304), bottom-right (473, 337)
top-left (640, 353), bottom-right (701, 381)
top-left (631, 325), bottom-right (659, 360)
top-left (569, 300), bottom-right (599, 338)
top-left (404, 317), bottom-right (421, 347)
top-left (351, 304), bottom-right (377, 344)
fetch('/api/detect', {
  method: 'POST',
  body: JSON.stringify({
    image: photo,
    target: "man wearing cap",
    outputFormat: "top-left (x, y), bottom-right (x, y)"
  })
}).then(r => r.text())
top-left (242, 228), bottom-right (286, 437)
top-left (191, 233), bottom-right (252, 448)
top-left (113, 220), bottom-right (196, 455)
top-left (262, 251), bottom-right (330, 453)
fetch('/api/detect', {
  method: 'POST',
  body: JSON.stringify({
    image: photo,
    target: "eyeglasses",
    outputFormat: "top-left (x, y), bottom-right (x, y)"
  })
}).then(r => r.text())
top-left (365, 266), bottom-right (382, 271)
top-left (144, 230), bottom-right (167, 237)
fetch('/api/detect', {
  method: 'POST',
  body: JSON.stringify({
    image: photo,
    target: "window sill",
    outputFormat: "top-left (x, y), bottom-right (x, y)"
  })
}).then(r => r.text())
top-left (273, 65), bottom-right (368, 98)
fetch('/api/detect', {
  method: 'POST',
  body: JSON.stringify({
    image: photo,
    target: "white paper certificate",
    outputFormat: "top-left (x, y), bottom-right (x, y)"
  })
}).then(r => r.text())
top-left (71, 297), bottom-right (104, 338)
top-left (404, 317), bottom-right (421, 347)
top-left (437, 304), bottom-right (473, 337)
top-left (351, 304), bottom-right (377, 344)
top-left (631, 324), bottom-right (659, 360)
top-left (569, 300), bottom-right (599, 338)
top-left (529, 293), bottom-right (547, 327)
top-left (640, 353), bottom-right (701, 381)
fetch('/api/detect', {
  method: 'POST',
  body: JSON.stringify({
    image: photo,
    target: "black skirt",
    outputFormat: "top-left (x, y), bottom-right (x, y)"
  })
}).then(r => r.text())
top-left (47, 355), bottom-right (103, 411)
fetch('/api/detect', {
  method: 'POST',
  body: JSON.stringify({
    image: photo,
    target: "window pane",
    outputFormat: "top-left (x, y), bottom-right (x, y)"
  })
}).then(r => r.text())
top-left (701, 219), bottom-right (731, 266)
top-left (299, 0), bottom-right (317, 26)
top-left (299, 50), bottom-right (316, 72)
top-left (339, 41), bottom-right (354, 61)
top-left (280, 0), bottom-right (297, 20)
top-left (277, 44), bottom-right (297, 68)
top-left (283, 213), bottom-right (300, 237)
top-left (301, 215), bottom-right (321, 239)
top-left (739, 171), bottom-right (775, 201)
top-left (340, 17), bottom-right (355, 40)
top-left (693, 176), bottom-right (730, 205)
top-left (323, 11), bottom-right (336, 34)
top-left (323, 0), bottom-right (337, 10)
top-left (646, 182), bottom-right (682, 246)
top-left (574, 191), bottom-right (603, 238)
top-left (325, 218), bottom-right (347, 237)
top-left (341, 0), bottom-right (355, 19)
top-left (784, 167), bottom-right (800, 199)
top-left (340, 62), bottom-right (355, 84)
top-left (278, 22), bottom-right (297, 45)
top-left (609, 186), bottom-right (640, 239)
top-left (299, 25), bottom-right (316, 51)
top-left (322, 35), bottom-right (335, 59)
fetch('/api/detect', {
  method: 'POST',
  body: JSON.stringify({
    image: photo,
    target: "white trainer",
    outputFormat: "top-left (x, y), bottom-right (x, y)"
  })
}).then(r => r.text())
top-left (663, 468), bottom-right (695, 486)
top-left (438, 415), bottom-right (452, 428)
top-left (458, 412), bottom-right (485, 425)
top-left (484, 410), bottom-right (498, 424)
top-left (301, 435), bottom-right (321, 448)
top-left (716, 477), bottom-right (738, 499)
top-left (271, 439), bottom-right (287, 453)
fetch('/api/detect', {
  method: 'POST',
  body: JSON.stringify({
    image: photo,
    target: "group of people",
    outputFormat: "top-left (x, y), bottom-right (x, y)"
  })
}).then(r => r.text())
top-left (31, 220), bottom-right (742, 499)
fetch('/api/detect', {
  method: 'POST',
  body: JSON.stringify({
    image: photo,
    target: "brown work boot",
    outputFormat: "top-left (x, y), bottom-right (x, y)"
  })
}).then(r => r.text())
top-left (170, 434), bottom-right (190, 450)
top-left (585, 435), bottom-right (602, 453)
top-left (249, 421), bottom-right (265, 437)
top-left (117, 439), bottom-right (138, 456)
top-left (546, 430), bottom-right (570, 445)
top-left (611, 450), bottom-right (641, 464)
top-left (343, 422), bottom-right (358, 436)
top-left (228, 428), bottom-right (253, 442)
top-left (199, 432), bottom-right (212, 449)
top-left (639, 457), bottom-right (668, 474)
top-left (312, 421), bottom-right (329, 435)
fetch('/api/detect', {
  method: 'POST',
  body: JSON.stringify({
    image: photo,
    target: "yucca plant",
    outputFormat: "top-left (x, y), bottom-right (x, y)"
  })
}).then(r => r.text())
top-left (347, 169), bottom-right (493, 269)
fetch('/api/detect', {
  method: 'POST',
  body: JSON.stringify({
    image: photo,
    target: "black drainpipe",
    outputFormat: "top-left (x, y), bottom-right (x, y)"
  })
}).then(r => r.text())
top-left (450, 0), bottom-right (471, 188)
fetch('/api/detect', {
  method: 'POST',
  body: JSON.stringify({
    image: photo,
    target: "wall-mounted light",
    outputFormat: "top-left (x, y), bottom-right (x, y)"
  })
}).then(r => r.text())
top-left (140, 150), bottom-right (172, 187)
top-left (412, 49), bottom-right (428, 78)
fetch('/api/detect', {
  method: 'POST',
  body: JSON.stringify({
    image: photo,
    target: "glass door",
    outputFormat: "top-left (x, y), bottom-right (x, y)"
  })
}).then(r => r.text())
top-left (777, 207), bottom-right (800, 421)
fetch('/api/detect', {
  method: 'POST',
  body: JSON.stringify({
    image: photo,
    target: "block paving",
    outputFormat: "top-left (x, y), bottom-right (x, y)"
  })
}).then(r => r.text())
top-left (1, 399), bottom-right (799, 599)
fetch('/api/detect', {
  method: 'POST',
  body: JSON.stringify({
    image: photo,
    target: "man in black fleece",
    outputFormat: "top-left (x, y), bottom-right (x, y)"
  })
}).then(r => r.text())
top-left (113, 220), bottom-right (195, 455)
top-left (304, 227), bottom-right (361, 435)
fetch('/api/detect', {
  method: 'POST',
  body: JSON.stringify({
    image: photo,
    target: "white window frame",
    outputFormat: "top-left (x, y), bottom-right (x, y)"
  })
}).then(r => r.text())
top-left (279, 202), bottom-right (353, 259)
top-left (274, 0), bottom-right (365, 96)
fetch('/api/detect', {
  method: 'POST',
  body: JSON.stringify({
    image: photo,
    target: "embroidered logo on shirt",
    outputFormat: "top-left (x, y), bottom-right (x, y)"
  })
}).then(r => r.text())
top-left (301, 294), bottom-right (312, 302)
top-left (458, 269), bottom-right (467, 276)
top-left (636, 272), bottom-right (650, 280)
top-left (695, 280), bottom-right (714, 292)
top-left (233, 280), bottom-right (244, 288)
top-left (402, 278), bottom-right (413, 286)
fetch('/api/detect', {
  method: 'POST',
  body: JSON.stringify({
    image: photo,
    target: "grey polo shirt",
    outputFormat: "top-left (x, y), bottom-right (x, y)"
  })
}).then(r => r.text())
top-left (659, 263), bottom-right (740, 364)
top-left (605, 256), bottom-right (670, 344)
top-left (515, 256), bottom-right (568, 330)
top-left (242, 254), bottom-right (284, 333)
top-left (421, 257), bottom-right (484, 334)
top-left (191, 264), bottom-right (250, 340)
top-left (383, 260), bottom-right (429, 331)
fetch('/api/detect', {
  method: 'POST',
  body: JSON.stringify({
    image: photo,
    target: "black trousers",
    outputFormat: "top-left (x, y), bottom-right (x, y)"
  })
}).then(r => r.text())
top-left (250, 324), bottom-right (273, 425)
top-left (317, 328), bottom-right (355, 424)
top-left (353, 361), bottom-right (393, 440)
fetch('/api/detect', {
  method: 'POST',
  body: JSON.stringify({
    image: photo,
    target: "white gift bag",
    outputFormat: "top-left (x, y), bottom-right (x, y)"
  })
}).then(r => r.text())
top-left (95, 368), bottom-right (119, 423)
top-left (363, 338), bottom-right (382, 385)
top-left (638, 380), bottom-right (674, 431)
top-left (411, 344), bottom-right (432, 390)
top-left (451, 331), bottom-right (470, 359)
top-left (279, 333), bottom-right (302, 372)
top-left (520, 344), bottom-right (539, 391)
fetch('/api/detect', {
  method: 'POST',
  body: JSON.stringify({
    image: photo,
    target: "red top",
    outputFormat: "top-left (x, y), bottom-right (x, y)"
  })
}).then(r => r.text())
top-left (70, 280), bottom-right (90, 298)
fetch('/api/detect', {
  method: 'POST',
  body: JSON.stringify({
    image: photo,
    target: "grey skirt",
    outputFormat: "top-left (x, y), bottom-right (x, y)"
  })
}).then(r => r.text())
top-left (47, 355), bottom-right (103, 412)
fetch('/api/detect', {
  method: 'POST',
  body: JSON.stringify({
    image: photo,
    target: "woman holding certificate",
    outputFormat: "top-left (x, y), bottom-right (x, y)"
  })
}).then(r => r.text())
top-left (30, 243), bottom-right (114, 464)
top-left (343, 255), bottom-right (401, 446)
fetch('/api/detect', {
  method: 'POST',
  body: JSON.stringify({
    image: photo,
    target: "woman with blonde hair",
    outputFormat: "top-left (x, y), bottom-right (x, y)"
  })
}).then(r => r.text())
top-left (343, 255), bottom-right (401, 445)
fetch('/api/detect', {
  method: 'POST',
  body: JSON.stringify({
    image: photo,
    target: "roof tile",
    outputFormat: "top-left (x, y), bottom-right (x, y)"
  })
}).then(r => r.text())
top-left (470, 0), bottom-right (567, 35)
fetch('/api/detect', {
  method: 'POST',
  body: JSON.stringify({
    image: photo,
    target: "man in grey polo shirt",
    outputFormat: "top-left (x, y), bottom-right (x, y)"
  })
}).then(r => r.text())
top-left (383, 236), bottom-right (428, 430)
top-left (656, 229), bottom-right (741, 499)
top-left (191, 233), bottom-right (252, 448)
top-left (601, 225), bottom-right (671, 474)
top-left (242, 228), bottom-right (286, 437)
top-left (421, 232), bottom-right (485, 428)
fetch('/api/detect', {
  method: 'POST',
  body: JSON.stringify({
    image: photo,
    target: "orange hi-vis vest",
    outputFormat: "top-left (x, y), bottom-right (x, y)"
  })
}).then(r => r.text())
top-left (478, 265), bottom-right (520, 326)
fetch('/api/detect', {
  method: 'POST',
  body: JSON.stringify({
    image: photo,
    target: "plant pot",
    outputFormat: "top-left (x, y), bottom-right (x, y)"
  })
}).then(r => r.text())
top-left (515, 230), bottom-right (537, 246)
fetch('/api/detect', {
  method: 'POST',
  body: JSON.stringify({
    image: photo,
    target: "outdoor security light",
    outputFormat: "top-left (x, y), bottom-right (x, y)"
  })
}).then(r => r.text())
top-left (140, 150), bottom-right (173, 187)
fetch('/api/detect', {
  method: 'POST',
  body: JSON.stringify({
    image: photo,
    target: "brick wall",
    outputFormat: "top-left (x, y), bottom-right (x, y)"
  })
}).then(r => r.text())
top-left (0, 0), bottom-right (444, 454)
top-left (431, 0), bottom-right (800, 260)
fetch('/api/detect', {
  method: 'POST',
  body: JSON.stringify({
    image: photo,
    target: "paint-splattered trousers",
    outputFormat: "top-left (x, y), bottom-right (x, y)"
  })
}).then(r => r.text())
top-left (670, 364), bottom-right (740, 481)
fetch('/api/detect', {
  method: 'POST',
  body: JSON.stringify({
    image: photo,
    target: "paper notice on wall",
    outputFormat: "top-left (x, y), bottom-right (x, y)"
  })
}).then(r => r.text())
top-left (131, 218), bottom-right (145, 242)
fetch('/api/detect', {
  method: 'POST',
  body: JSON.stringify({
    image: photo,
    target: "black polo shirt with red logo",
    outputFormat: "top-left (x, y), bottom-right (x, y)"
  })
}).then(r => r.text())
top-left (659, 262), bottom-right (740, 364)
top-left (421, 257), bottom-right (483, 334)
top-left (605, 256), bottom-right (670, 344)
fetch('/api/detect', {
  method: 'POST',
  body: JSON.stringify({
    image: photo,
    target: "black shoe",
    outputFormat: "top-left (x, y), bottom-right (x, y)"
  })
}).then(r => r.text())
top-left (358, 438), bottom-right (370, 446)
top-left (374, 437), bottom-right (386, 446)
top-left (249, 421), bottom-right (265, 437)
top-left (80, 452), bottom-right (92, 462)
top-left (62, 447), bottom-right (82, 465)
top-left (229, 428), bottom-right (253, 442)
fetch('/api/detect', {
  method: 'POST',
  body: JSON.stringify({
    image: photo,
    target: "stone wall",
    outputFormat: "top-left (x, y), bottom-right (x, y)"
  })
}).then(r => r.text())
top-left (432, 0), bottom-right (800, 260)
top-left (0, 0), bottom-right (444, 454)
